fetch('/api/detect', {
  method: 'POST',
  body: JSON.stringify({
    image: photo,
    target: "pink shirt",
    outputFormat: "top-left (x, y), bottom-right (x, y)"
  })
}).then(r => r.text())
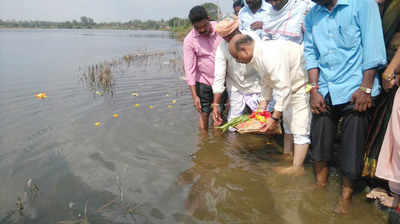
top-left (183, 21), bottom-right (223, 86)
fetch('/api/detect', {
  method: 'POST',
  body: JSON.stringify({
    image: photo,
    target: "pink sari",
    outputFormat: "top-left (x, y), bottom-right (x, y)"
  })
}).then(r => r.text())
top-left (375, 88), bottom-right (400, 188)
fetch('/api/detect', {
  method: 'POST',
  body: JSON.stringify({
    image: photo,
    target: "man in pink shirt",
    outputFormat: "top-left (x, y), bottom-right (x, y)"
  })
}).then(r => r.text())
top-left (183, 6), bottom-right (223, 131)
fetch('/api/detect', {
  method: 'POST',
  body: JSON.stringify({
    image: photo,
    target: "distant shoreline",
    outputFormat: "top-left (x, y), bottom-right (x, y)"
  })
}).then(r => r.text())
top-left (0, 26), bottom-right (191, 41)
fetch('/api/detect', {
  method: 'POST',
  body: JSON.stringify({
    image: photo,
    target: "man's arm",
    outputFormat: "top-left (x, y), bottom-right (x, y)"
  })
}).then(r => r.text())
top-left (358, 0), bottom-right (386, 73)
top-left (258, 47), bottom-right (291, 133)
top-left (352, 0), bottom-right (387, 112)
top-left (303, 11), bottom-right (326, 114)
top-left (183, 39), bottom-right (201, 112)
top-left (212, 44), bottom-right (227, 125)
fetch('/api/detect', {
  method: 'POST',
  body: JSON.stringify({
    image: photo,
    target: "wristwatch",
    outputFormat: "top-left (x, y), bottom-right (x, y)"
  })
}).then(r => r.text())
top-left (359, 86), bottom-right (372, 94)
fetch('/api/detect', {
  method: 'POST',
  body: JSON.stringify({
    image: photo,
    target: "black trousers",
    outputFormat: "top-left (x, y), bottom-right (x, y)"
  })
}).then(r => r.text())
top-left (310, 94), bottom-right (370, 180)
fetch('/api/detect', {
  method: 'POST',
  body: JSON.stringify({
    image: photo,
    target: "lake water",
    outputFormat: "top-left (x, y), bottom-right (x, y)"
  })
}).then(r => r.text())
top-left (0, 29), bottom-right (388, 223)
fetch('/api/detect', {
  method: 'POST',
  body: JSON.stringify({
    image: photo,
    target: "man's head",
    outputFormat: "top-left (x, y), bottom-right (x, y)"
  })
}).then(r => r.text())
top-left (228, 34), bottom-right (255, 64)
top-left (311, 0), bottom-right (336, 9)
top-left (246, 0), bottom-right (262, 12)
top-left (215, 17), bottom-right (240, 42)
top-left (265, 0), bottom-right (288, 11)
top-left (233, 0), bottom-right (244, 16)
top-left (189, 6), bottom-right (211, 36)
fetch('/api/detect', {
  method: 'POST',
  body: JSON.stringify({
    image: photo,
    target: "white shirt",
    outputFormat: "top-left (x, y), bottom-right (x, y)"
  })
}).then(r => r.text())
top-left (262, 0), bottom-right (315, 44)
top-left (212, 33), bottom-right (262, 95)
top-left (238, 1), bottom-right (271, 39)
top-left (249, 40), bottom-right (308, 112)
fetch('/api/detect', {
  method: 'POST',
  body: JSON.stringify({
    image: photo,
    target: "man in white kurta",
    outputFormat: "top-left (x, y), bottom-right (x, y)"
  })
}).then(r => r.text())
top-left (229, 34), bottom-right (311, 175)
top-left (212, 17), bottom-right (264, 128)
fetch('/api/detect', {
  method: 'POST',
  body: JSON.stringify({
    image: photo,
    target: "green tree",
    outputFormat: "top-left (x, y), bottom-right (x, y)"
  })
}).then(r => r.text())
top-left (202, 2), bottom-right (220, 21)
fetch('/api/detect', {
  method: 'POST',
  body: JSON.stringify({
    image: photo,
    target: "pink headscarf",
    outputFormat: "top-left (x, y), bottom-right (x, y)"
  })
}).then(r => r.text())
top-left (215, 17), bottom-right (240, 38)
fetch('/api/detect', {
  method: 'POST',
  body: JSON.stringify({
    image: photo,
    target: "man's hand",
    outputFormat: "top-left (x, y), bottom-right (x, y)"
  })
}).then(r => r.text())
top-left (193, 96), bottom-right (202, 113)
top-left (258, 118), bottom-right (277, 134)
top-left (310, 89), bottom-right (326, 114)
top-left (382, 78), bottom-right (396, 91)
top-left (212, 106), bottom-right (223, 126)
top-left (351, 89), bottom-right (372, 112)
top-left (382, 67), bottom-right (396, 91)
top-left (250, 21), bottom-right (263, 31)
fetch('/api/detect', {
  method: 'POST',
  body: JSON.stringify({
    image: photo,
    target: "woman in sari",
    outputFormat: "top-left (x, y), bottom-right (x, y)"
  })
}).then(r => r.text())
top-left (364, 1), bottom-right (400, 223)
top-left (362, 0), bottom-right (400, 180)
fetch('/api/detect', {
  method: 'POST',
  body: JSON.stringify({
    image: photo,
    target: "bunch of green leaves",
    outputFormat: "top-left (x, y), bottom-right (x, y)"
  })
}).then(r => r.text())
top-left (216, 115), bottom-right (250, 132)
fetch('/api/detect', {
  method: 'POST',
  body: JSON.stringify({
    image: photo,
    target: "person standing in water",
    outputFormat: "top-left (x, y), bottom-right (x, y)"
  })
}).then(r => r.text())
top-left (183, 6), bottom-right (223, 131)
top-left (304, 0), bottom-right (386, 214)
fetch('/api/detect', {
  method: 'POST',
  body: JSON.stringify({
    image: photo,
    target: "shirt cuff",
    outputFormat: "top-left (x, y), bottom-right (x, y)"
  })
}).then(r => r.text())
top-left (305, 62), bottom-right (319, 71)
top-left (212, 86), bottom-right (225, 94)
top-left (362, 59), bottom-right (387, 71)
top-left (186, 79), bottom-right (196, 86)
top-left (274, 103), bottom-right (284, 112)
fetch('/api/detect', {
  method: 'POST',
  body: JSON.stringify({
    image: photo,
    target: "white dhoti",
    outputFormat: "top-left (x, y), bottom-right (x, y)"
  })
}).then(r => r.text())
top-left (282, 90), bottom-right (311, 145)
top-left (227, 90), bottom-right (261, 122)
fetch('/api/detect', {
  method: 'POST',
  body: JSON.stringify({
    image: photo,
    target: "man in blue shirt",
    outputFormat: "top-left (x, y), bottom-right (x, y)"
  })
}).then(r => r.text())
top-left (304, 0), bottom-right (386, 214)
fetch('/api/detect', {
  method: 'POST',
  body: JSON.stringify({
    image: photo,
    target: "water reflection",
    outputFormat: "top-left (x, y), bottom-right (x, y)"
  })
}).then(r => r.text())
top-left (178, 132), bottom-right (288, 223)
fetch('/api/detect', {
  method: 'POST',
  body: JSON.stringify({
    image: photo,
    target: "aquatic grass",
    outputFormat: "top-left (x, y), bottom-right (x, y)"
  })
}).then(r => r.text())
top-left (79, 49), bottom-right (184, 97)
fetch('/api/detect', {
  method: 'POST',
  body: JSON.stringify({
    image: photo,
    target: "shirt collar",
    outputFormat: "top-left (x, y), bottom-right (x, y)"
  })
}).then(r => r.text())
top-left (249, 41), bottom-right (260, 65)
top-left (315, 0), bottom-right (350, 12)
top-left (242, 1), bottom-right (270, 14)
top-left (193, 21), bottom-right (216, 38)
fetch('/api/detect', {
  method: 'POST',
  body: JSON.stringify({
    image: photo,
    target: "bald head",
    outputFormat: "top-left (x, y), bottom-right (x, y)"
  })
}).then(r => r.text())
top-left (228, 34), bottom-right (255, 64)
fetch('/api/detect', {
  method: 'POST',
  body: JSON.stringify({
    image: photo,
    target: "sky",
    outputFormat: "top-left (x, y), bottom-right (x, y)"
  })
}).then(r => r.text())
top-left (0, 0), bottom-right (235, 22)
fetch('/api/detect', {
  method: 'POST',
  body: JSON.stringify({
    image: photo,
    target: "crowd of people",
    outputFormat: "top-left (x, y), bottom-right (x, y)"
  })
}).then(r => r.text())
top-left (182, 0), bottom-right (400, 221)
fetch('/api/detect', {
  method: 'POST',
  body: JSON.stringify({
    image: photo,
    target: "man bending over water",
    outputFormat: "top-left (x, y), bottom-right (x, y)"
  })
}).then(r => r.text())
top-left (229, 34), bottom-right (311, 176)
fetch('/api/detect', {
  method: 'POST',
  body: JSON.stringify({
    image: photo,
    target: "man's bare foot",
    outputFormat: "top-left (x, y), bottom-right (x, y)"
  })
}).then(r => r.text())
top-left (270, 153), bottom-right (293, 162)
top-left (334, 198), bottom-right (351, 214)
top-left (273, 166), bottom-right (305, 176)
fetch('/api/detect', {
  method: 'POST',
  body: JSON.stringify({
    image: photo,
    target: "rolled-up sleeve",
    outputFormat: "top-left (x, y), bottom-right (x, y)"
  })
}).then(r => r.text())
top-left (304, 12), bottom-right (320, 71)
top-left (183, 38), bottom-right (197, 86)
top-left (212, 43), bottom-right (227, 94)
top-left (358, 0), bottom-right (387, 71)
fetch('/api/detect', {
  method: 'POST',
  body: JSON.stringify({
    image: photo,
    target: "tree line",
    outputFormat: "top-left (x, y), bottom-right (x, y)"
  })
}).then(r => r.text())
top-left (0, 3), bottom-right (220, 31)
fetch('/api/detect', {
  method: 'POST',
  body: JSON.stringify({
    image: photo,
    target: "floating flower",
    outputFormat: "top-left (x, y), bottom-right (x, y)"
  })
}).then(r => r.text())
top-left (135, 104), bottom-right (140, 107)
top-left (168, 105), bottom-right (173, 109)
top-left (149, 105), bottom-right (153, 109)
top-left (34, 93), bottom-right (47, 99)
top-left (94, 122), bottom-right (101, 127)
top-left (165, 94), bottom-right (169, 97)
top-left (112, 113), bottom-right (119, 118)
top-left (131, 93), bottom-right (138, 96)
top-left (172, 100), bottom-right (177, 104)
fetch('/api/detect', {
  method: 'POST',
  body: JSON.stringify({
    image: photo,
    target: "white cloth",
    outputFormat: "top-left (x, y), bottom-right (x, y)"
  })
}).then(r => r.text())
top-left (262, 0), bottom-right (315, 44)
top-left (227, 90), bottom-right (261, 122)
top-left (212, 32), bottom-right (262, 95)
top-left (249, 39), bottom-right (310, 135)
top-left (238, 1), bottom-right (272, 39)
top-left (293, 134), bottom-right (310, 145)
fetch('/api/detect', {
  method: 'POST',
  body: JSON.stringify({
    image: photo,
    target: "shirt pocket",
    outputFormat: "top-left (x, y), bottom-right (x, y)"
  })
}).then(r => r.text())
top-left (337, 25), bottom-right (359, 49)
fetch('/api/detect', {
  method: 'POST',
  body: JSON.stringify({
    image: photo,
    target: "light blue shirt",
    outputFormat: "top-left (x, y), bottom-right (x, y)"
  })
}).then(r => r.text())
top-left (304, 0), bottom-right (387, 105)
top-left (239, 1), bottom-right (271, 39)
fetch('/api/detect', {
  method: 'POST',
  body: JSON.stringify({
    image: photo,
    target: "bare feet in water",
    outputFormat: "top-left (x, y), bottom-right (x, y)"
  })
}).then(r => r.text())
top-left (273, 166), bottom-right (305, 176)
top-left (270, 153), bottom-right (293, 162)
top-left (335, 198), bottom-right (351, 214)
